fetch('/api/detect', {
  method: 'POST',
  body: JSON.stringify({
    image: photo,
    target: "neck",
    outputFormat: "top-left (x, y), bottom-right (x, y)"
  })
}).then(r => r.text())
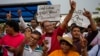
top-left (30, 44), bottom-right (37, 50)
top-left (32, 26), bottom-right (37, 29)
top-left (10, 32), bottom-right (19, 36)
top-left (46, 33), bottom-right (52, 36)
top-left (73, 37), bottom-right (80, 42)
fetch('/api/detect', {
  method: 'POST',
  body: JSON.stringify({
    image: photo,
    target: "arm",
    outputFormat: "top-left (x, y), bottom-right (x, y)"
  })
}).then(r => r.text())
top-left (15, 30), bottom-right (31, 56)
top-left (80, 35), bottom-right (88, 56)
top-left (83, 9), bottom-right (98, 46)
top-left (5, 47), bottom-right (16, 53)
top-left (6, 11), bottom-right (11, 21)
top-left (81, 47), bottom-right (88, 56)
top-left (60, 0), bottom-right (76, 30)
top-left (1, 38), bottom-right (16, 53)
top-left (18, 10), bottom-right (28, 29)
top-left (56, 0), bottom-right (76, 36)
top-left (83, 8), bottom-right (96, 31)
top-left (42, 40), bottom-right (48, 56)
top-left (15, 40), bottom-right (25, 56)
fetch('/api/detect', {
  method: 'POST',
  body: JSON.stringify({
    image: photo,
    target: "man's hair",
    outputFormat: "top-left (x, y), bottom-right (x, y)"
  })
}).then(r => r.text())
top-left (6, 20), bottom-right (19, 32)
top-left (88, 25), bottom-right (91, 28)
top-left (32, 30), bottom-right (41, 40)
top-left (31, 18), bottom-right (38, 24)
top-left (71, 23), bottom-right (77, 27)
top-left (71, 25), bottom-right (81, 31)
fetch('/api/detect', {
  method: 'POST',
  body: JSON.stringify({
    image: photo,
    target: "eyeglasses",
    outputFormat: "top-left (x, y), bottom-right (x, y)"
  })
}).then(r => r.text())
top-left (30, 36), bottom-right (39, 41)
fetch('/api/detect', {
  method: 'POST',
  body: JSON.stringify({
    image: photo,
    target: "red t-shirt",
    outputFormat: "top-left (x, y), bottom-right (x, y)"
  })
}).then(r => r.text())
top-left (1, 33), bottom-right (24, 56)
top-left (38, 27), bottom-right (65, 54)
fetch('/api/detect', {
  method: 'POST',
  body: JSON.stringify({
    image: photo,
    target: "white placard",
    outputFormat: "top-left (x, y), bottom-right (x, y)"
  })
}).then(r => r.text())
top-left (60, 10), bottom-right (90, 28)
top-left (70, 10), bottom-right (90, 28)
top-left (37, 5), bottom-right (60, 22)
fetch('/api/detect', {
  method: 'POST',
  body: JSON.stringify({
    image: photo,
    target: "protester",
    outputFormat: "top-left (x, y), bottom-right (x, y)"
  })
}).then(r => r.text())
top-left (38, 0), bottom-right (76, 54)
top-left (83, 9), bottom-right (98, 51)
top-left (18, 10), bottom-right (42, 34)
top-left (0, 20), bottom-right (24, 56)
top-left (48, 36), bottom-right (80, 56)
top-left (69, 8), bottom-right (98, 55)
top-left (16, 30), bottom-right (47, 56)
top-left (88, 45), bottom-right (100, 56)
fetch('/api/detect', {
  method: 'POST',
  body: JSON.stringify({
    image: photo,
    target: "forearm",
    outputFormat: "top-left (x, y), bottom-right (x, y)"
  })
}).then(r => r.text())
top-left (6, 47), bottom-right (16, 53)
top-left (60, 9), bottom-right (74, 29)
top-left (81, 48), bottom-right (88, 56)
top-left (89, 17), bottom-right (96, 31)
top-left (42, 51), bottom-right (48, 56)
top-left (19, 16), bottom-right (27, 29)
top-left (15, 41), bottom-right (25, 56)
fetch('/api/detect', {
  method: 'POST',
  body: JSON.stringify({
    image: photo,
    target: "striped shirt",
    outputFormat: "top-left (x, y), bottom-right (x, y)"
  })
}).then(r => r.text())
top-left (23, 45), bottom-right (43, 56)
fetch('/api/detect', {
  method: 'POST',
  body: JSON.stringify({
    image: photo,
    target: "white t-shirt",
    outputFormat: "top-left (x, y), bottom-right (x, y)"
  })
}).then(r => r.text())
top-left (45, 37), bottom-right (52, 51)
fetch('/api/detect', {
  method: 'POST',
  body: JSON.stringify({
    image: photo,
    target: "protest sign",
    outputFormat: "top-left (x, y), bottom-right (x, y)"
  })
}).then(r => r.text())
top-left (37, 5), bottom-right (60, 22)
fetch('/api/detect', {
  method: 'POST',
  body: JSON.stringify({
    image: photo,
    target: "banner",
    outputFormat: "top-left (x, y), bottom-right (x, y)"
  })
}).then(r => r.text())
top-left (37, 5), bottom-right (60, 22)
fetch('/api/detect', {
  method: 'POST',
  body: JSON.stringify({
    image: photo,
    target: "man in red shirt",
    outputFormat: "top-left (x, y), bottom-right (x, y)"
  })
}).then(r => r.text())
top-left (38, 0), bottom-right (76, 54)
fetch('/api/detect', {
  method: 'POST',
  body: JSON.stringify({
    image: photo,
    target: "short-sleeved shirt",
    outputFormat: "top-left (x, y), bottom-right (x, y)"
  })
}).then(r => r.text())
top-left (1, 33), bottom-right (24, 56)
top-left (48, 50), bottom-right (80, 56)
top-left (23, 45), bottom-right (43, 56)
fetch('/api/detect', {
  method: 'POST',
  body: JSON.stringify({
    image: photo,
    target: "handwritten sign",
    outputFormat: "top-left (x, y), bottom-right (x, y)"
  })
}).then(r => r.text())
top-left (37, 5), bottom-right (60, 22)
top-left (70, 10), bottom-right (90, 28)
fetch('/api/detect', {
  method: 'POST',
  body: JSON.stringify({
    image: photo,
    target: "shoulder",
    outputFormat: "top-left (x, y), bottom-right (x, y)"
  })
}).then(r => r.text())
top-left (2, 34), bottom-right (9, 40)
top-left (17, 33), bottom-right (25, 38)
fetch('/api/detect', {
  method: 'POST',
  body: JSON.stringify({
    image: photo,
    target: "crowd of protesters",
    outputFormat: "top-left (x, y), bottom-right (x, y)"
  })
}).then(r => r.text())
top-left (0, 0), bottom-right (100, 56)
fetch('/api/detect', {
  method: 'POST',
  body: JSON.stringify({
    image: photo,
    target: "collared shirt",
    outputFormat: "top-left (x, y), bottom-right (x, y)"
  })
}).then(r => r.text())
top-left (23, 45), bottom-right (43, 56)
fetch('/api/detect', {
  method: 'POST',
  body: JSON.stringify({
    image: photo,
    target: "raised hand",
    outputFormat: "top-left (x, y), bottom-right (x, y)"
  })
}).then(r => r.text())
top-left (80, 35), bottom-right (87, 49)
top-left (6, 11), bottom-right (11, 20)
top-left (83, 8), bottom-right (92, 19)
top-left (24, 30), bottom-right (31, 42)
top-left (70, 0), bottom-right (76, 11)
top-left (17, 9), bottom-right (22, 17)
top-left (42, 40), bottom-right (48, 53)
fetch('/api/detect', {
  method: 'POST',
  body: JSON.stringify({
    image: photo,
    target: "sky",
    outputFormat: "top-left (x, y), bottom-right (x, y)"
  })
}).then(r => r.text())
top-left (0, 0), bottom-right (100, 14)
top-left (0, 0), bottom-right (100, 27)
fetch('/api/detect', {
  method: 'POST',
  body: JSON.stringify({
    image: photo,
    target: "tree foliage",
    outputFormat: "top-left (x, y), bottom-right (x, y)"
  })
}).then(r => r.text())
top-left (94, 17), bottom-right (100, 23)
